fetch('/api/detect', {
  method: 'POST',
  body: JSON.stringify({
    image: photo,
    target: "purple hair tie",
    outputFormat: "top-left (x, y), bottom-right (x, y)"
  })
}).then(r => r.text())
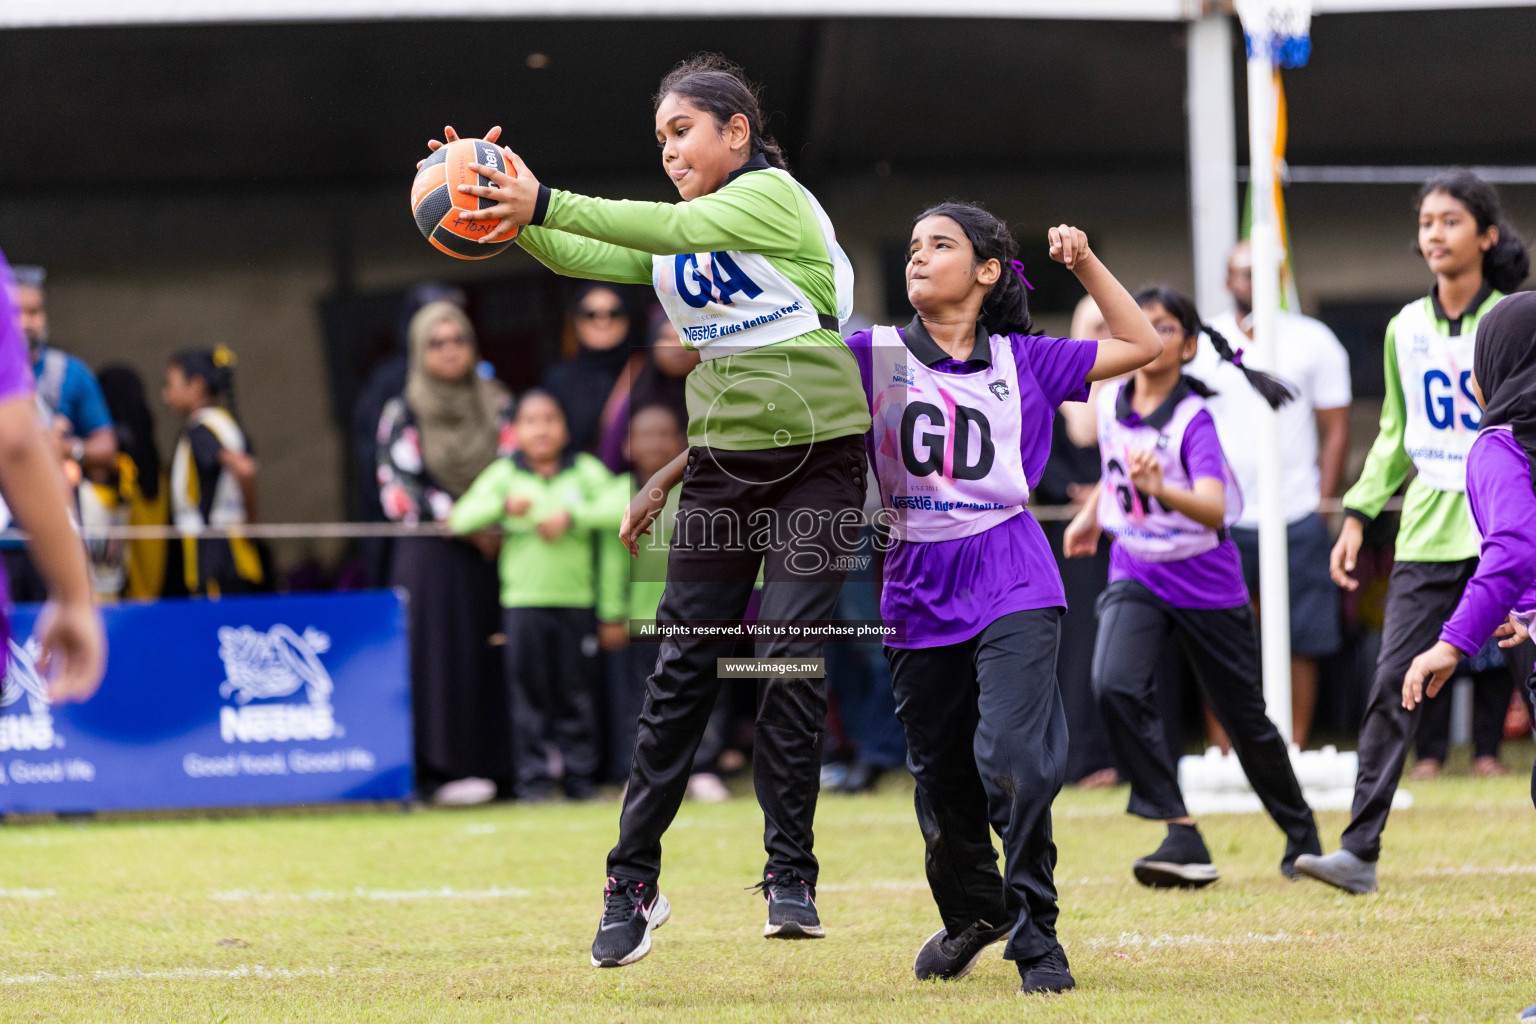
top-left (1232, 347), bottom-right (1245, 367)
top-left (1010, 259), bottom-right (1034, 290)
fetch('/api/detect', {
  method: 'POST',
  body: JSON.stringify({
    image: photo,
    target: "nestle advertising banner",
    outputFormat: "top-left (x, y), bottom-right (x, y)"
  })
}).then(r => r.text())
top-left (0, 591), bottom-right (413, 814)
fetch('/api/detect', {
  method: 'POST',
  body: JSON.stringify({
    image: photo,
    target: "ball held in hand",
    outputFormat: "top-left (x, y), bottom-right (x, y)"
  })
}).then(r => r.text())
top-left (411, 138), bottom-right (516, 260)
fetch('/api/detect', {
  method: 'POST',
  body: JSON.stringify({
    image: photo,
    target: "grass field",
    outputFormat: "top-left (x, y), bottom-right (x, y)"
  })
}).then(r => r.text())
top-left (3, 745), bottom-right (1535, 1023)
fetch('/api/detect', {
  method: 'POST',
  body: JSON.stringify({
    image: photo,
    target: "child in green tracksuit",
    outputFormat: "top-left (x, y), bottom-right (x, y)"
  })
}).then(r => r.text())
top-left (449, 391), bottom-right (627, 802)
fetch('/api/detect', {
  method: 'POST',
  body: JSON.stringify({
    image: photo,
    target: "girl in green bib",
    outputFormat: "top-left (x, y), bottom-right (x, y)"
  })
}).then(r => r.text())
top-left (426, 54), bottom-right (869, 966)
top-left (1295, 169), bottom-right (1531, 894)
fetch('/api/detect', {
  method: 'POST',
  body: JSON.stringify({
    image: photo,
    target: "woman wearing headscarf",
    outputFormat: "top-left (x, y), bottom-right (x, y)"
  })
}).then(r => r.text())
top-left (378, 300), bottom-right (516, 805)
top-left (1403, 291), bottom-right (1536, 734)
top-left (543, 283), bottom-right (637, 456)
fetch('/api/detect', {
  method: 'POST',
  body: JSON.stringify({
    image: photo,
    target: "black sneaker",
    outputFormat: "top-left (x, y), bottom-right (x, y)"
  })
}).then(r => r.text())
top-left (1133, 823), bottom-right (1219, 889)
top-left (590, 877), bottom-right (670, 968)
top-left (913, 918), bottom-right (1014, 981)
top-left (759, 874), bottom-right (824, 939)
top-left (1017, 942), bottom-right (1075, 995)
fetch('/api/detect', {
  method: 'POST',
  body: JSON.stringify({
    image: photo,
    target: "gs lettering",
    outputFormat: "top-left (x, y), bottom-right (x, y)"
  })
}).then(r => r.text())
top-left (1423, 369), bottom-right (1481, 431)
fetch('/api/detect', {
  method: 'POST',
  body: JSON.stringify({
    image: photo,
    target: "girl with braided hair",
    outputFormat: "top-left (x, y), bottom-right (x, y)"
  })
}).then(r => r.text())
top-left (1065, 285), bottom-right (1320, 891)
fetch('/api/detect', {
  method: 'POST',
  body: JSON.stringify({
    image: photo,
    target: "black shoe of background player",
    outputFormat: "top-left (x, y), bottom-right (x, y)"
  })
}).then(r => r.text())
top-left (590, 877), bottom-right (670, 968)
top-left (563, 777), bottom-right (598, 802)
top-left (1132, 823), bottom-right (1220, 888)
top-left (758, 874), bottom-right (824, 939)
top-left (913, 917), bottom-right (1014, 981)
top-left (835, 761), bottom-right (886, 794)
top-left (518, 784), bottom-right (556, 805)
top-left (1017, 942), bottom-right (1075, 995)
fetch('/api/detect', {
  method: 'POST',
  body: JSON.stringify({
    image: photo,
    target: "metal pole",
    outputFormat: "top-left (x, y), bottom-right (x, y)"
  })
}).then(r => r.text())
top-left (1245, 52), bottom-right (1294, 743)
top-left (1187, 12), bottom-right (1239, 319)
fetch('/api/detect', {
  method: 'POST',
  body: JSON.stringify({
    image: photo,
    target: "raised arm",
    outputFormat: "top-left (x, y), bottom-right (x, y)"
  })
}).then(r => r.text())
top-left (1045, 226), bottom-right (1160, 382)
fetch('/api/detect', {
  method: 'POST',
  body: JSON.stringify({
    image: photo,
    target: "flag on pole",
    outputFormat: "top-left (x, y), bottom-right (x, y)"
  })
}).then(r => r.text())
top-left (1241, 70), bottom-right (1301, 312)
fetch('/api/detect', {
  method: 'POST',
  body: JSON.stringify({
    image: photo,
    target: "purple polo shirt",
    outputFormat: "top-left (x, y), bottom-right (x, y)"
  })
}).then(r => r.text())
top-left (846, 321), bottom-right (1097, 648)
top-left (1440, 427), bottom-right (1536, 656)
top-left (1107, 407), bottom-right (1249, 609)
top-left (0, 248), bottom-right (37, 636)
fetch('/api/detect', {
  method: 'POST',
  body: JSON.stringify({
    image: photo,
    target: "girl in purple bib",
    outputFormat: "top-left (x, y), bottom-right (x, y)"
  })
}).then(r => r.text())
top-left (1065, 286), bottom-right (1320, 889)
top-left (845, 204), bottom-right (1161, 994)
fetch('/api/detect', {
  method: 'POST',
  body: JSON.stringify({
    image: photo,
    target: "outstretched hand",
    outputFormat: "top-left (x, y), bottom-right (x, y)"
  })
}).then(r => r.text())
top-left (417, 124), bottom-right (502, 168)
top-left (1402, 640), bottom-right (1462, 711)
top-left (458, 149), bottom-right (540, 244)
top-left (1495, 613), bottom-right (1533, 649)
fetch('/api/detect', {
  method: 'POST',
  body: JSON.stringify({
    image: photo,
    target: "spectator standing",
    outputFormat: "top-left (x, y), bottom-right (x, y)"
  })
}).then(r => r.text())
top-left (1, 266), bottom-right (117, 602)
top-left (89, 365), bottom-right (168, 600)
top-left (352, 283), bottom-right (467, 587)
top-left (1188, 240), bottom-right (1352, 747)
top-left (449, 391), bottom-right (628, 802)
top-left (163, 347), bottom-right (262, 596)
top-left (378, 300), bottom-right (514, 806)
top-left (543, 284), bottom-right (634, 456)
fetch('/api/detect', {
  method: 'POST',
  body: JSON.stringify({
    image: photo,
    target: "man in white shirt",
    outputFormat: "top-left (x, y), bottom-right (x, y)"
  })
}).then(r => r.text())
top-left (1187, 241), bottom-right (1352, 748)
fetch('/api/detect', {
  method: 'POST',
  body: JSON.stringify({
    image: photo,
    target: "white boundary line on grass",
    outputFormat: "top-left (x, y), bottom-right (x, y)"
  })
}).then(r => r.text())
top-left (1086, 930), bottom-right (1326, 949)
top-left (1, 966), bottom-right (351, 986)
top-left (209, 885), bottom-right (529, 902)
top-left (0, 888), bottom-right (55, 899)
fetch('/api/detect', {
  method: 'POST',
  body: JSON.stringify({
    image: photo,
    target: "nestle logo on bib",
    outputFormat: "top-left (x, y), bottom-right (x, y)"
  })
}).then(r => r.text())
top-left (217, 625), bottom-right (341, 744)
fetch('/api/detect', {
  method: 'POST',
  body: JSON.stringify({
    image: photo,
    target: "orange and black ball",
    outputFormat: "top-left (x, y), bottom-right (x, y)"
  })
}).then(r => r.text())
top-left (410, 138), bottom-right (517, 260)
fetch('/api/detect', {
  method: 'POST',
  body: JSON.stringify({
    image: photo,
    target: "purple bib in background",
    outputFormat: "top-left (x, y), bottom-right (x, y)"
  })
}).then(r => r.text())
top-left (1096, 380), bottom-right (1241, 563)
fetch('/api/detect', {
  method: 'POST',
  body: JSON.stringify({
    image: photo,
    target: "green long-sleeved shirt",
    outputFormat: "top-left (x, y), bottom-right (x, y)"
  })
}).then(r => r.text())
top-left (515, 163), bottom-right (870, 451)
top-left (448, 452), bottom-right (627, 619)
top-left (1342, 288), bottom-right (1503, 562)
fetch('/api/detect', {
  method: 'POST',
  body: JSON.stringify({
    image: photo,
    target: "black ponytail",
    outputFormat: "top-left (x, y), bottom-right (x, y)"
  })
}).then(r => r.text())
top-left (1416, 169), bottom-right (1531, 294)
top-left (911, 201), bottom-right (1032, 336)
top-left (170, 345), bottom-right (238, 411)
top-left (655, 54), bottom-right (788, 171)
top-left (1134, 285), bottom-right (1295, 410)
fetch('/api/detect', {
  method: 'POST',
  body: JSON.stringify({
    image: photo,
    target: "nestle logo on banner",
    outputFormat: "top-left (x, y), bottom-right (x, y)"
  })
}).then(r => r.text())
top-left (217, 625), bottom-right (342, 744)
top-left (0, 639), bottom-right (60, 753)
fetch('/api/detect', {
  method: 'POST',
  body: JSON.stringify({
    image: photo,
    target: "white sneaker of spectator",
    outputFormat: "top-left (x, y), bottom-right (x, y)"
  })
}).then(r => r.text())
top-left (686, 773), bottom-right (730, 803)
top-left (432, 777), bottom-right (498, 807)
